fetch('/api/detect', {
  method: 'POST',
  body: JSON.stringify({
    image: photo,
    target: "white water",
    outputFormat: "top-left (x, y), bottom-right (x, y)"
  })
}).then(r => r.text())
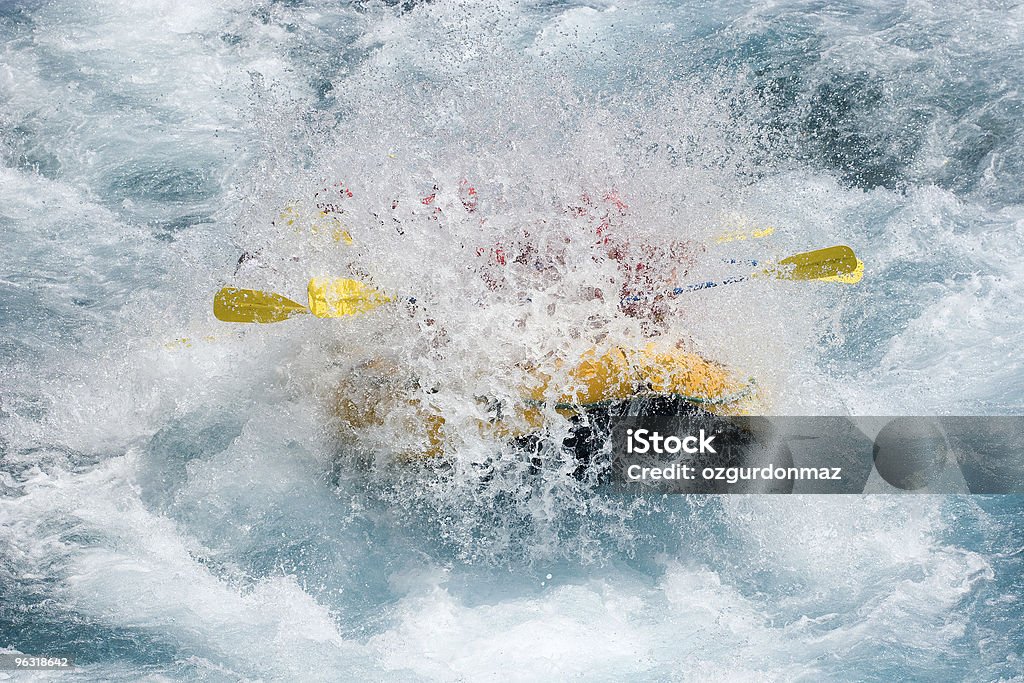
top-left (1, 0), bottom-right (1023, 680)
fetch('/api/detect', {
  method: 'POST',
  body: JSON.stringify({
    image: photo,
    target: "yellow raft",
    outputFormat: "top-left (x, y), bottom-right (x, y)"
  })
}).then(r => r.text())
top-left (523, 343), bottom-right (749, 410)
top-left (333, 341), bottom-right (753, 460)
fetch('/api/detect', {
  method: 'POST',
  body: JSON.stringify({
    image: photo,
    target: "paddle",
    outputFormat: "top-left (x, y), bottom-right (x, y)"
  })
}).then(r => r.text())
top-left (307, 277), bottom-right (393, 317)
top-left (215, 246), bottom-right (861, 323)
top-left (714, 226), bottom-right (775, 244)
top-left (213, 278), bottom-right (394, 323)
top-left (671, 245), bottom-right (861, 294)
top-left (213, 288), bottom-right (309, 323)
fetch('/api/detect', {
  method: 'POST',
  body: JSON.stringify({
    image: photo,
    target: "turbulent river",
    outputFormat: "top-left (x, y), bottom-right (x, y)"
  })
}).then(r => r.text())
top-left (1, 0), bottom-right (1022, 680)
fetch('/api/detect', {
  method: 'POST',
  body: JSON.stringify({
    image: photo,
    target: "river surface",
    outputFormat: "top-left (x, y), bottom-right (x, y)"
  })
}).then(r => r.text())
top-left (1, 0), bottom-right (1023, 680)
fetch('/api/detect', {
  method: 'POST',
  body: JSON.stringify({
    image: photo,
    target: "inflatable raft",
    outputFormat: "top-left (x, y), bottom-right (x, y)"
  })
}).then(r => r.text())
top-left (332, 341), bottom-right (754, 460)
top-left (522, 343), bottom-right (751, 411)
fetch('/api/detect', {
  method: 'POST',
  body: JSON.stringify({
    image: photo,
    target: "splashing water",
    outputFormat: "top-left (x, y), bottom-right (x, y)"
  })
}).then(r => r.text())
top-left (1, 0), bottom-right (1023, 680)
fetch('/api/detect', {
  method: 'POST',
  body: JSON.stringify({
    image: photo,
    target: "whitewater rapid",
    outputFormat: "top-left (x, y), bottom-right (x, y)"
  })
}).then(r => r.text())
top-left (2, 0), bottom-right (1023, 680)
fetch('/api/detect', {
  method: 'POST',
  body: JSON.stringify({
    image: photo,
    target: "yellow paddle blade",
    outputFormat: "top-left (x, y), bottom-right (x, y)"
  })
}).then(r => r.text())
top-left (279, 204), bottom-right (354, 244)
top-left (820, 258), bottom-right (864, 284)
top-left (213, 288), bottom-right (309, 323)
top-left (715, 226), bottom-right (775, 243)
top-left (307, 278), bottom-right (393, 318)
top-left (769, 245), bottom-right (859, 281)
